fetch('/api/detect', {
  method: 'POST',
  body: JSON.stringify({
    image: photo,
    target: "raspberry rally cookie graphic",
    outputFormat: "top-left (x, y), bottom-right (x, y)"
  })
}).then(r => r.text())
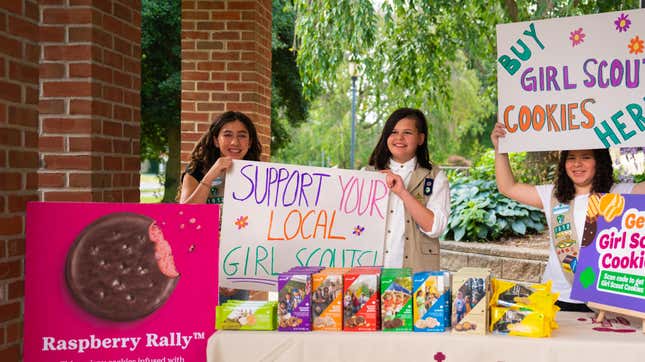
top-left (65, 212), bottom-right (179, 321)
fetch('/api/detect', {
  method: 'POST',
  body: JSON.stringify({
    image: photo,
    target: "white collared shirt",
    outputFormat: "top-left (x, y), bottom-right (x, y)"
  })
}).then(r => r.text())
top-left (383, 157), bottom-right (450, 268)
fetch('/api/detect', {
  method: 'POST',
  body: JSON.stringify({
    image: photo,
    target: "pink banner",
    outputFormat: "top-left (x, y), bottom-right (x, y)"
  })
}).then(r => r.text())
top-left (24, 202), bottom-right (219, 362)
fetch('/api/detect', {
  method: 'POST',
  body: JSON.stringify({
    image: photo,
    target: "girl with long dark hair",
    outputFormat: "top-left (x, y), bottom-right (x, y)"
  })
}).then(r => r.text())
top-left (491, 122), bottom-right (644, 311)
top-left (367, 108), bottom-right (451, 271)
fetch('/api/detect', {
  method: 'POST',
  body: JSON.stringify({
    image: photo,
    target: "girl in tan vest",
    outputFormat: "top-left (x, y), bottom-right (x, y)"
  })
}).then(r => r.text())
top-left (367, 108), bottom-right (451, 271)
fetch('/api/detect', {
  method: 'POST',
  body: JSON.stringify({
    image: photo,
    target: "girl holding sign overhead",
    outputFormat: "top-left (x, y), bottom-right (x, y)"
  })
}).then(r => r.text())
top-left (490, 122), bottom-right (645, 311)
top-left (179, 111), bottom-right (263, 303)
top-left (367, 108), bottom-right (451, 271)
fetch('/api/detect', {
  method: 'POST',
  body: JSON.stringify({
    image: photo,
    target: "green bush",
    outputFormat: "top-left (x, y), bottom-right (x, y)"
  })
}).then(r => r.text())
top-left (442, 148), bottom-right (554, 242)
top-left (456, 149), bottom-right (555, 184)
top-left (442, 177), bottom-right (546, 242)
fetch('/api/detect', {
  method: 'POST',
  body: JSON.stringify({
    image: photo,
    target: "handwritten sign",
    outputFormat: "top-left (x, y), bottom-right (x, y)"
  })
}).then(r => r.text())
top-left (571, 194), bottom-right (645, 313)
top-left (496, 9), bottom-right (645, 152)
top-left (219, 160), bottom-right (389, 291)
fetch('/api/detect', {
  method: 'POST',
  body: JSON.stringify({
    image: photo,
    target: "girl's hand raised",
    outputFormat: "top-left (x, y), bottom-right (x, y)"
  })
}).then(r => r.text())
top-left (213, 156), bottom-right (233, 172)
top-left (490, 122), bottom-right (507, 153)
top-left (204, 156), bottom-right (233, 183)
top-left (381, 170), bottom-right (406, 196)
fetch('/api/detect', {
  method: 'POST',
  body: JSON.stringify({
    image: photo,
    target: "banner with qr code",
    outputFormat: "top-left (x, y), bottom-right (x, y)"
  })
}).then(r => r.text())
top-left (571, 194), bottom-right (645, 312)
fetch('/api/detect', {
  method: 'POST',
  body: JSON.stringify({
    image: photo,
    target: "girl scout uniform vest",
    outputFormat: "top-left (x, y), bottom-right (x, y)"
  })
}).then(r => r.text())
top-left (367, 165), bottom-right (442, 271)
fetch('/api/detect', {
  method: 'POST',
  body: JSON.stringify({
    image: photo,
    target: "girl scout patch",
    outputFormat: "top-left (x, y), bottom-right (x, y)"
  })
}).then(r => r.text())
top-left (424, 178), bottom-right (434, 195)
top-left (553, 203), bottom-right (569, 215)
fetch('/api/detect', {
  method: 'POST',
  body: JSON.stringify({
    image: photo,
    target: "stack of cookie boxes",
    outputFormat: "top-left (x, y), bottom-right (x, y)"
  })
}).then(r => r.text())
top-left (278, 266), bottom-right (492, 333)
top-left (489, 279), bottom-right (559, 337)
top-left (218, 266), bottom-right (501, 334)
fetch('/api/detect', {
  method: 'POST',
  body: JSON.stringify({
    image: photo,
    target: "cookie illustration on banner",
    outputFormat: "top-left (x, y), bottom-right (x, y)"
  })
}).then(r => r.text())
top-left (586, 194), bottom-right (601, 220)
top-left (599, 193), bottom-right (625, 223)
top-left (66, 212), bottom-right (179, 321)
top-left (580, 219), bottom-right (597, 247)
top-left (580, 194), bottom-right (601, 247)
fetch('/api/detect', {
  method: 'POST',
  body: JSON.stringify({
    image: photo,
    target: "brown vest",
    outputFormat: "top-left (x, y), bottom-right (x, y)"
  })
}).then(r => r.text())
top-left (366, 165), bottom-right (442, 271)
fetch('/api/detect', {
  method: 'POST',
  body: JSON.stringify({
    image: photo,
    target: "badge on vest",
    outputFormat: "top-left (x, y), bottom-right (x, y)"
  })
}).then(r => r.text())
top-left (561, 254), bottom-right (578, 273)
top-left (553, 203), bottom-right (569, 215)
top-left (554, 222), bottom-right (571, 235)
top-left (424, 178), bottom-right (434, 195)
top-left (556, 214), bottom-right (564, 224)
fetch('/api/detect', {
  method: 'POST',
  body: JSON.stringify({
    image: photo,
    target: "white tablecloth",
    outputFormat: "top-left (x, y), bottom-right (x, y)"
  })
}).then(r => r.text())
top-left (207, 312), bottom-right (645, 362)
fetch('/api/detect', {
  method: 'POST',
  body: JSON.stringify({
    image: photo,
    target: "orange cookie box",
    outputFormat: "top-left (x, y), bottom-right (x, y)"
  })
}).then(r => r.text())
top-left (312, 268), bottom-right (350, 331)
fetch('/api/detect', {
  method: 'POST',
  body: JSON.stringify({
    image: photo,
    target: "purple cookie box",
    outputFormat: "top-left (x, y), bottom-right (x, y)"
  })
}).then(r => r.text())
top-left (277, 272), bottom-right (312, 331)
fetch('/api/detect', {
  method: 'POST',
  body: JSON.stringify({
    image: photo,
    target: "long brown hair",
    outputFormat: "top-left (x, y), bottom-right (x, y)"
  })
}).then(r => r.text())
top-left (368, 108), bottom-right (433, 170)
top-left (554, 149), bottom-right (614, 203)
top-left (177, 111), bottom-right (262, 202)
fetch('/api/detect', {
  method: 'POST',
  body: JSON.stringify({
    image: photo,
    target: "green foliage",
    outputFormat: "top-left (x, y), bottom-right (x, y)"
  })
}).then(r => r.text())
top-left (294, 0), bottom-right (505, 107)
top-left (141, 0), bottom-right (180, 161)
top-left (272, 70), bottom-right (382, 168)
top-left (443, 178), bottom-right (546, 242)
top-left (635, 173), bottom-right (645, 183)
top-left (141, 0), bottom-right (181, 202)
top-left (292, 0), bottom-right (508, 141)
top-left (462, 149), bottom-right (556, 185)
top-left (426, 52), bottom-right (495, 162)
top-left (293, 0), bottom-right (377, 101)
top-left (271, 0), bottom-right (309, 152)
top-left (288, 0), bottom-right (639, 164)
top-left (272, 48), bottom-right (495, 166)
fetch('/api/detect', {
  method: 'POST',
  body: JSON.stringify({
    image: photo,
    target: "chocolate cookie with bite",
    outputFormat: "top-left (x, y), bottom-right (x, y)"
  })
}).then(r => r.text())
top-left (66, 212), bottom-right (179, 321)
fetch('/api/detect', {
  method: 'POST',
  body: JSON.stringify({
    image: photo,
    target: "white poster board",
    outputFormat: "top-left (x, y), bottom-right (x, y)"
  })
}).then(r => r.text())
top-left (496, 9), bottom-right (645, 152)
top-left (219, 160), bottom-right (389, 291)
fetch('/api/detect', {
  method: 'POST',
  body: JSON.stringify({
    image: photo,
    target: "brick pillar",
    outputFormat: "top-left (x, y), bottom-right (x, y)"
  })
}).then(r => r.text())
top-left (1, 1), bottom-right (142, 359)
top-left (39, 1), bottom-right (141, 202)
top-left (181, 0), bottom-right (272, 167)
top-left (0, 1), bottom-right (39, 360)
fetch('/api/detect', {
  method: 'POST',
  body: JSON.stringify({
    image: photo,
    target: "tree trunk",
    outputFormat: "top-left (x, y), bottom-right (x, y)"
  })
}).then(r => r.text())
top-left (527, 151), bottom-right (559, 183)
top-left (503, 0), bottom-right (519, 22)
top-left (162, 120), bottom-right (180, 203)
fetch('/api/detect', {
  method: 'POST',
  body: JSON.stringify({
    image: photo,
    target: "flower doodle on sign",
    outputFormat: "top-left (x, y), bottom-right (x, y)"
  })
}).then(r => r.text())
top-left (628, 35), bottom-right (644, 54)
top-left (352, 225), bottom-right (365, 236)
top-left (235, 216), bottom-right (249, 230)
top-left (614, 13), bottom-right (631, 33)
top-left (569, 28), bottom-right (585, 47)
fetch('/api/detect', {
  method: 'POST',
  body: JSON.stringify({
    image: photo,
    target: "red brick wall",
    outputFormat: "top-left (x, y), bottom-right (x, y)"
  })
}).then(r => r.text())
top-left (0, 1), bottom-right (39, 360)
top-left (0, 1), bottom-right (142, 360)
top-left (181, 0), bottom-right (272, 165)
top-left (39, 0), bottom-right (142, 202)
